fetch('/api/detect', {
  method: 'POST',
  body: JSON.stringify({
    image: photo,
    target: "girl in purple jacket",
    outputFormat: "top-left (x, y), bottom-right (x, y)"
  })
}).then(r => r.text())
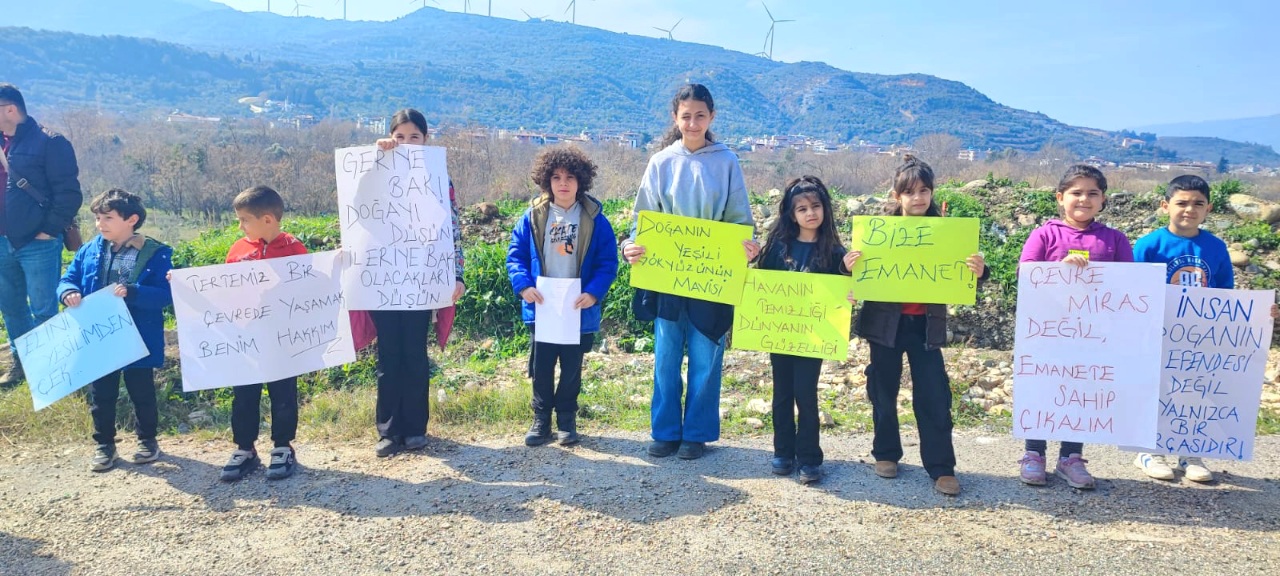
top-left (1016, 164), bottom-right (1133, 489)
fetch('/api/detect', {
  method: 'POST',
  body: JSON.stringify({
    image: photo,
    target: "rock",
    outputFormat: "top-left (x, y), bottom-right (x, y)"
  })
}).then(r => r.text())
top-left (1017, 213), bottom-right (1038, 227)
top-left (1229, 249), bottom-right (1251, 268)
top-left (1228, 194), bottom-right (1280, 223)
top-left (188, 410), bottom-right (212, 426)
top-left (845, 198), bottom-right (865, 215)
top-left (633, 337), bottom-right (651, 352)
top-left (718, 407), bottom-right (728, 421)
top-left (629, 394), bottom-right (650, 406)
top-left (743, 417), bottom-right (765, 429)
top-left (819, 411), bottom-right (835, 427)
top-left (473, 201), bottom-right (500, 222)
top-left (1265, 260), bottom-right (1280, 272)
top-left (761, 216), bottom-right (778, 232)
top-left (962, 179), bottom-right (988, 190)
top-left (1245, 238), bottom-right (1261, 250)
top-left (863, 196), bottom-right (882, 206)
top-left (768, 188), bottom-right (783, 201)
top-left (747, 398), bottom-right (771, 415)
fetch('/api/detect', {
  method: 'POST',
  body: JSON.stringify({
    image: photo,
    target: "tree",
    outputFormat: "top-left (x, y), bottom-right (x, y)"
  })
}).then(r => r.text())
top-left (1217, 155), bottom-right (1229, 174)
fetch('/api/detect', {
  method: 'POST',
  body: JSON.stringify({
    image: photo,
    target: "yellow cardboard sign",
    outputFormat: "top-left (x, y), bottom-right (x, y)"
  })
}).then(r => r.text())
top-left (630, 211), bottom-right (754, 305)
top-left (732, 269), bottom-right (854, 361)
top-left (849, 215), bottom-right (980, 305)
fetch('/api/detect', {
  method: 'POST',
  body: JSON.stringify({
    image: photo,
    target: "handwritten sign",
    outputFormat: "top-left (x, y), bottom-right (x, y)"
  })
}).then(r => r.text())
top-left (15, 290), bottom-right (148, 410)
top-left (1143, 286), bottom-right (1273, 460)
top-left (630, 211), bottom-right (752, 305)
top-left (171, 251), bottom-right (357, 392)
top-left (849, 216), bottom-right (980, 305)
top-left (335, 144), bottom-right (456, 311)
top-left (1012, 262), bottom-right (1165, 446)
top-left (731, 269), bottom-right (853, 360)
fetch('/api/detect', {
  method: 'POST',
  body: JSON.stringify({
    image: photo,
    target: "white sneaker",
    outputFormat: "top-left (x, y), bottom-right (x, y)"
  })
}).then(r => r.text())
top-left (1181, 457), bottom-right (1214, 483)
top-left (1134, 452), bottom-right (1175, 480)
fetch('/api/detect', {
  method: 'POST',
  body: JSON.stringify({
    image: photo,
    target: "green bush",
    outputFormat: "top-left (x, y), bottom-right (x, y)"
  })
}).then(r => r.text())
top-left (934, 188), bottom-right (985, 219)
top-left (1020, 189), bottom-right (1059, 219)
top-left (1223, 220), bottom-right (1280, 251)
top-left (1211, 178), bottom-right (1243, 214)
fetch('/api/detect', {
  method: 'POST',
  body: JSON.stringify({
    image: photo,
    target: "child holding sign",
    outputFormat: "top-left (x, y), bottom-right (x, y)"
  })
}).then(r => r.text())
top-left (1017, 164), bottom-right (1133, 489)
top-left (757, 176), bottom-right (856, 484)
top-left (851, 155), bottom-right (985, 496)
top-left (218, 186), bottom-right (307, 481)
top-left (507, 146), bottom-right (618, 446)
top-left (58, 189), bottom-right (173, 472)
top-left (621, 84), bottom-right (758, 460)
top-left (1131, 174), bottom-right (1279, 482)
top-left (369, 109), bottom-right (466, 457)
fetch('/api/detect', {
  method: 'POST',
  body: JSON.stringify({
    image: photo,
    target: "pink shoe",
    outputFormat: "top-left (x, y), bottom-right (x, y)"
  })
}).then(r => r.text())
top-left (1018, 451), bottom-right (1046, 486)
top-left (1055, 453), bottom-right (1096, 489)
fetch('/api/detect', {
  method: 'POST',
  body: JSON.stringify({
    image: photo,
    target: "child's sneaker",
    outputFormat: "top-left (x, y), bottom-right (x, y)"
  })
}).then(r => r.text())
top-left (1018, 451), bottom-right (1046, 486)
top-left (220, 449), bottom-right (258, 482)
top-left (1134, 452), bottom-right (1175, 480)
top-left (265, 446), bottom-right (296, 480)
top-left (90, 444), bottom-right (118, 472)
top-left (1181, 456), bottom-right (1214, 483)
top-left (1056, 453), bottom-right (1096, 489)
top-left (127, 439), bottom-right (161, 464)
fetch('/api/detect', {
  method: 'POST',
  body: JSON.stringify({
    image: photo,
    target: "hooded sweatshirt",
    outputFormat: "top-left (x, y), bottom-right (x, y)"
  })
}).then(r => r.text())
top-left (1019, 219), bottom-right (1134, 264)
top-left (625, 140), bottom-right (754, 340)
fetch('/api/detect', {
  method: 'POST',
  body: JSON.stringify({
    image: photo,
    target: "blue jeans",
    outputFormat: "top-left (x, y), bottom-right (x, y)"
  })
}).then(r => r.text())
top-left (651, 310), bottom-right (725, 443)
top-left (0, 235), bottom-right (63, 356)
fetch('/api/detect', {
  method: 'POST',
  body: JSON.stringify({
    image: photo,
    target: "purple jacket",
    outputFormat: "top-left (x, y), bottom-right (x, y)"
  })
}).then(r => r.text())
top-left (1019, 219), bottom-right (1133, 264)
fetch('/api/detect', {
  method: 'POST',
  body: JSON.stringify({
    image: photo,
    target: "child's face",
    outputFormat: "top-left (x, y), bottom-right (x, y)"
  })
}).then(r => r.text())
top-left (1163, 189), bottom-right (1209, 236)
top-left (672, 100), bottom-right (714, 143)
top-left (549, 167), bottom-right (579, 207)
top-left (94, 209), bottom-right (138, 244)
top-left (1056, 178), bottom-right (1104, 225)
top-left (236, 208), bottom-right (278, 242)
top-left (390, 122), bottom-right (425, 145)
top-left (791, 192), bottom-right (824, 235)
top-left (894, 180), bottom-right (933, 216)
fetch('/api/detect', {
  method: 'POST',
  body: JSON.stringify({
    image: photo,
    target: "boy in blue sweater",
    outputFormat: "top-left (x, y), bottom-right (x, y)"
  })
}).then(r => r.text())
top-left (58, 189), bottom-right (173, 472)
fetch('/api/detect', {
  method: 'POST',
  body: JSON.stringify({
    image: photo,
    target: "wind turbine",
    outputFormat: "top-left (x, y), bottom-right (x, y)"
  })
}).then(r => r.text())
top-left (333, 0), bottom-right (346, 20)
top-left (409, 0), bottom-right (437, 8)
top-left (487, 0), bottom-right (492, 16)
top-left (461, 0), bottom-right (470, 13)
top-left (521, 9), bottom-right (547, 21)
top-left (291, 0), bottom-right (307, 17)
top-left (266, 0), bottom-right (271, 13)
top-left (653, 18), bottom-right (681, 41)
top-left (565, 0), bottom-right (591, 24)
top-left (761, 2), bottom-right (793, 60)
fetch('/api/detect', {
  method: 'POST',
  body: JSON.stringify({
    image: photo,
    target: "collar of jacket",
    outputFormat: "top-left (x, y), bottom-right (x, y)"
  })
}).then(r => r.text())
top-left (528, 194), bottom-right (601, 271)
top-left (107, 234), bottom-right (146, 252)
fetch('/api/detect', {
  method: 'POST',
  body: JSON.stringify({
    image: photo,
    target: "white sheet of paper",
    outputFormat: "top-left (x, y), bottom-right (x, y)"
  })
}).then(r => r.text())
top-left (534, 277), bottom-right (581, 345)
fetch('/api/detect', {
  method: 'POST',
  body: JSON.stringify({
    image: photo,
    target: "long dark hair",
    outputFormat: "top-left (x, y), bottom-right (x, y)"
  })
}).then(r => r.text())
top-left (1056, 163), bottom-right (1109, 214)
top-left (886, 154), bottom-right (942, 217)
top-left (658, 83), bottom-right (718, 148)
top-left (389, 108), bottom-right (429, 136)
top-left (761, 175), bottom-right (844, 272)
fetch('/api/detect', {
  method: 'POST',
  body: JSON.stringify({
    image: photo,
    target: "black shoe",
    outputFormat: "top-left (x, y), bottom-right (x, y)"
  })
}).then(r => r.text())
top-left (647, 440), bottom-right (680, 458)
top-left (375, 437), bottom-right (402, 458)
top-left (265, 446), bottom-right (296, 480)
top-left (90, 444), bottom-right (118, 472)
top-left (677, 441), bottom-right (706, 460)
top-left (220, 449), bottom-right (258, 482)
top-left (403, 435), bottom-right (428, 451)
top-left (771, 457), bottom-right (794, 475)
top-left (525, 416), bottom-right (554, 446)
top-left (127, 439), bottom-right (161, 464)
top-left (798, 464), bottom-right (822, 484)
top-left (556, 413), bottom-right (580, 446)
top-left (0, 360), bottom-right (24, 388)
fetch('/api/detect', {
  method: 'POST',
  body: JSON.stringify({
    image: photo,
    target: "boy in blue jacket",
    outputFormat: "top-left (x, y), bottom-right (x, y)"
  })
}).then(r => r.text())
top-left (59, 189), bottom-right (173, 472)
top-left (507, 146), bottom-right (618, 446)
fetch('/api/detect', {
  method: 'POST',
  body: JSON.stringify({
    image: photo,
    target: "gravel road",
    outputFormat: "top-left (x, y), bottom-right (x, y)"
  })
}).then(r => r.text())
top-left (2, 430), bottom-right (1278, 575)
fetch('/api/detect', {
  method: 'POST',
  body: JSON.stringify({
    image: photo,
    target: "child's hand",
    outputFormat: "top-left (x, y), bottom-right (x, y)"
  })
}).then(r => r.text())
top-left (743, 239), bottom-right (761, 262)
top-left (165, 270), bottom-right (173, 282)
top-left (375, 138), bottom-right (399, 151)
top-left (62, 291), bottom-right (82, 308)
top-left (846, 290), bottom-right (857, 306)
top-left (574, 293), bottom-right (598, 309)
top-left (452, 281), bottom-right (465, 304)
top-left (1271, 303), bottom-right (1278, 320)
top-left (966, 253), bottom-right (986, 277)
top-left (520, 287), bottom-right (544, 304)
top-left (622, 243), bottom-right (646, 264)
top-left (1062, 254), bottom-right (1089, 267)
top-left (113, 284), bottom-right (129, 298)
top-left (842, 250), bottom-right (862, 273)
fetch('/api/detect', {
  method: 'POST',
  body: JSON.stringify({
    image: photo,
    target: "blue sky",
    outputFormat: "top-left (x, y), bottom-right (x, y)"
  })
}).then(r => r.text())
top-left (217, 0), bottom-right (1279, 130)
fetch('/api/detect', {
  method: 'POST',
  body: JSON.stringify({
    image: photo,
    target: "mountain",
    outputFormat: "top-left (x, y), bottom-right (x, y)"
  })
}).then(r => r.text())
top-left (0, 0), bottom-right (1262, 163)
top-left (1153, 136), bottom-right (1280, 167)
top-left (1135, 114), bottom-right (1280, 155)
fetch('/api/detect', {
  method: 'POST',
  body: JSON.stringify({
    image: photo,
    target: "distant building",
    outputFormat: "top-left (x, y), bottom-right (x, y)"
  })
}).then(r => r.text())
top-left (167, 111), bottom-right (221, 124)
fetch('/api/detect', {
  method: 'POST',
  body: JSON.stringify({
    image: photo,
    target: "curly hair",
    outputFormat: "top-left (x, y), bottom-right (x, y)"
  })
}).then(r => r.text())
top-left (530, 145), bottom-right (597, 199)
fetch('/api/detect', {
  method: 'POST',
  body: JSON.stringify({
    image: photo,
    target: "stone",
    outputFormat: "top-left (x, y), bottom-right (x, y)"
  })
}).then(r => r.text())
top-left (845, 198), bottom-right (865, 215)
top-left (963, 179), bottom-right (988, 190)
top-left (474, 201), bottom-right (500, 222)
top-left (629, 394), bottom-right (650, 406)
top-left (744, 417), bottom-right (765, 429)
top-left (747, 398), bottom-right (771, 415)
top-left (1228, 193), bottom-right (1280, 223)
top-left (1265, 260), bottom-right (1280, 273)
top-left (1229, 249), bottom-right (1250, 268)
top-left (819, 411), bottom-right (835, 427)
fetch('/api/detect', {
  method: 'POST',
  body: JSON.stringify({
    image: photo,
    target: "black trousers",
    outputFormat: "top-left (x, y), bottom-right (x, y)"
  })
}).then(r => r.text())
top-left (370, 310), bottom-right (431, 439)
top-left (527, 326), bottom-right (594, 426)
top-left (1024, 439), bottom-right (1085, 459)
top-left (866, 315), bottom-right (956, 479)
top-left (231, 377), bottom-right (299, 451)
top-left (88, 367), bottom-right (157, 446)
top-left (770, 353), bottom-right (824, 466)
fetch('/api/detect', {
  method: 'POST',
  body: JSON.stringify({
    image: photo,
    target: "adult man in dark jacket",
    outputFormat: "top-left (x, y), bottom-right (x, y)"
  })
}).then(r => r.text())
top-left (0, 84), bottom-right (82, 385)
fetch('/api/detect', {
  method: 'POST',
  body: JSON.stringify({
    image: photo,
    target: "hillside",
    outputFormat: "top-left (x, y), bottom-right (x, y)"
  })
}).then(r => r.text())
top-left (1155, 136), bottom-right (1280, 166)
top-left (1138, 114), bottom-right (1280, 153)
top-left (0, 1), bottom-right (1219, 162)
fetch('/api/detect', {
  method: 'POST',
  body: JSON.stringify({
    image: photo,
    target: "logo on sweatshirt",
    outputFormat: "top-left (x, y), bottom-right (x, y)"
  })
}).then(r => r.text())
top-left (1167, 254), bottom-right (1210, 287)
